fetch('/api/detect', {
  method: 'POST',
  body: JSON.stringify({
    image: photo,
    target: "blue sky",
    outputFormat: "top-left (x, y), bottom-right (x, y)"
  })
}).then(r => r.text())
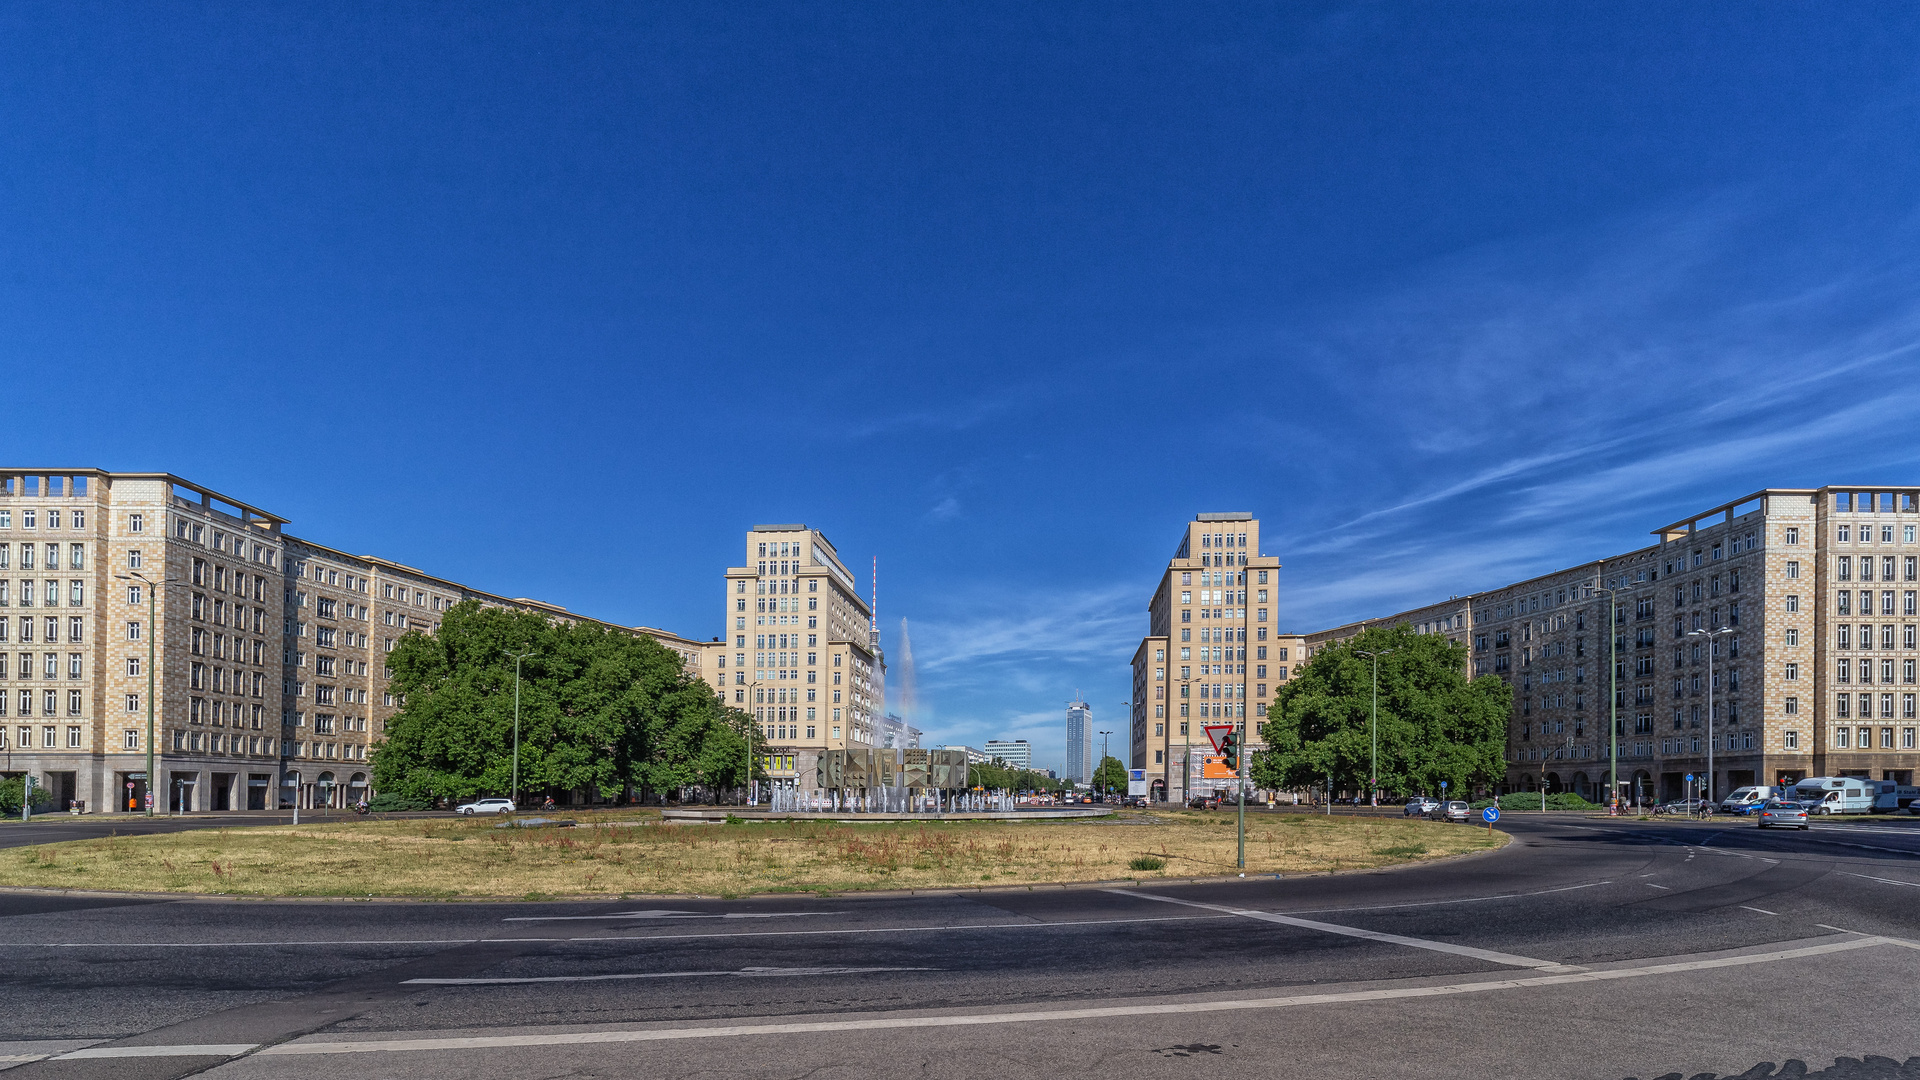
top-left (6, 3), bottom-right (1920, 772)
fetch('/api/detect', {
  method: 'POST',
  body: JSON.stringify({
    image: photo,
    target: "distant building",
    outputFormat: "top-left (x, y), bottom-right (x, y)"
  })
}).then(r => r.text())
top-left (873, 712), bottom-right (922, 750)
top-left (983, 738), bottom-right (1031, 770)
top-left (1065, 699), bottom-right (1092, 783)
top-left (942, 745), bottom-right (989, 765)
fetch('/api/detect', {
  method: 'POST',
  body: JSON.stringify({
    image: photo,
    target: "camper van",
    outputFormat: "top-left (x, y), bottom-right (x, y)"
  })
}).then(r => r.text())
top-left (1861, 780), bottom-right (1920, 813)
top-left (1791, 777), bottom-right (1874, 816)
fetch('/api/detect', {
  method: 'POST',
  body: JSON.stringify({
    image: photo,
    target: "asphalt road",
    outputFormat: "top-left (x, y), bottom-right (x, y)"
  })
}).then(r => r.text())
top-left (2, 813), bottom-right (1919, 1080)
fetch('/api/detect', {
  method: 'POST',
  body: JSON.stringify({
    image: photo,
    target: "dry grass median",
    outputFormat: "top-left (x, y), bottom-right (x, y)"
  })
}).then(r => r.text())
top-left (0, 810), bottom-right (1505, 899)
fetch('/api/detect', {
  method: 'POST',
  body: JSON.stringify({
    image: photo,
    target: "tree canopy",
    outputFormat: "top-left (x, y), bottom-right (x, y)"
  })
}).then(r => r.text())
top-left (373, 602), bottom-right (755, 803)
top-left (1249, 624), bottom-right (1509, 798)
top-left (1090, 755), bottom-right (1128, 794)
top-left (968, 760), bottom-right (1065, 792)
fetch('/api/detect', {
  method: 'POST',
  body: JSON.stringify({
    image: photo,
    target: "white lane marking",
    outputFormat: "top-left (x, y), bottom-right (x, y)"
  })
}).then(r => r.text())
top-left (238, 935), bottom-right (1896, 1057)
top-left (1645, 883), bottom-right (1670, 890)
top-left (1282, 879), bottom-right (1613, 916)
top-left (405, 965), bottom-right (935, 985)
top-left (1816, 924), bottom-right (1858, 934)
top-left (503, 909), bottom-right (840, 923)
top-left (0, 915), bottom-right (1232, 950)
top-left (55, 1043), bottom-right (257, 1060)
top-left (1838, 871), bottom-right (1920, 889)
top-left (1738, 906), bottom-right (1777, 916)
top-left (1102, 890), bottom-right (1586, 973)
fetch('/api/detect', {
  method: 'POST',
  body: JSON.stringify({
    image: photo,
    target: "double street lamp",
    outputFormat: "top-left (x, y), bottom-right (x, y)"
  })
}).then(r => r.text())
top-left (1687, 625), bottom-right (1735, 807)
top-left (1097, 729), bottom-right (1112, 798)
top-left (1353, 648), bottom-right (1395, 807)
top-left (115, 571), bottom-right (186, 817)
top-left (507, 648), bottom-right (533, 809)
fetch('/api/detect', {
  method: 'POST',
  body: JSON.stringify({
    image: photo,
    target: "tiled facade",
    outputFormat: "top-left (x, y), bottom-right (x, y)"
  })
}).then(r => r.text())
top-left (705, 524), bottom-right (884, 791)
top-left (1295, 488), bottom-right (1920, 804)
top-left (1129, 513), bottom-right (1288, 802)
top-left (0, 470), bottom-right (706, 813)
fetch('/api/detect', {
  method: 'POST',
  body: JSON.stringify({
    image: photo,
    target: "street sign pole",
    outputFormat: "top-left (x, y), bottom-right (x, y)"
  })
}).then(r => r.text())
top-left (1236, 716), bottom-right (1246, 870)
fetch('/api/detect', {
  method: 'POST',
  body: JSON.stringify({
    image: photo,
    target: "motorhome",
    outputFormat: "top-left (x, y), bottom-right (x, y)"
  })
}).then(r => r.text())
top-left (1791, 777), bottom-right (1874, 816)
top-left (1861, 780), bottom-right (1920, 813)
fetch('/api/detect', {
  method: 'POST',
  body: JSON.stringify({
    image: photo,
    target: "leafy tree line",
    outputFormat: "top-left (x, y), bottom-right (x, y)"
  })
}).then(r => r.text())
top-left (1250, 624), bottom-right (1510, 799)
top-left (372, 602), bottom-right (758, 804)
top-left (1090, 755), bottom-right (1128, 794)
top-left (968, 760), bottom-right (1066, 792)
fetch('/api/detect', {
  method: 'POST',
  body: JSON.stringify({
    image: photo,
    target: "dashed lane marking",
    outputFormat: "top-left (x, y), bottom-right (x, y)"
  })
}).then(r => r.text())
top-left (1738, 906), bottom-right (1777, 915)
top-left (404, 965), bottom-right (938, 985)
top-left (502, 909), bottom-right (842, 923)
top-left (1838, 871), bottom-right (1920, 889)
top-left (1102, 889), bottom-right (1588, 973)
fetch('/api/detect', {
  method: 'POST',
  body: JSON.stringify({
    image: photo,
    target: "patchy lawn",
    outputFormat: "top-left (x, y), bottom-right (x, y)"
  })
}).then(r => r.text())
top-left (0, 810), bottom-right (1505, 899)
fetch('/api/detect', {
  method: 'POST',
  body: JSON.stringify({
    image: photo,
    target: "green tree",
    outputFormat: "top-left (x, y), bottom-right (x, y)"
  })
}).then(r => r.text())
top-left (967, 761), bottom-right (1065, 792)
top-left (1249, 624), bottom-right (1509, 799)
top-left (1090, 755), bottom-right (1128, 795)
top-left (373, 601), bottom-right (756, 804)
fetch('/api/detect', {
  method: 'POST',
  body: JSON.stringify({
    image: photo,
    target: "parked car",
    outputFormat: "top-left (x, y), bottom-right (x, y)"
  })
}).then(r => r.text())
top-left (455, 798), bottom-right (515, 816)
top-left (1755, 801), bottom-right (1809, 830)
top-left (1657, 798), bottom-right (1713, 815)
top-left (1404, 797), bottom-right (1440, 818)
top-left (1436, 800), bottom-right (1471, 823)
top-left (1188, 795), bottom-right (1221, 810)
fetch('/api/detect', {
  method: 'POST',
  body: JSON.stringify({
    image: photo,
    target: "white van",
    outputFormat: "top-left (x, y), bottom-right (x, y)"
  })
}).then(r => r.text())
top-left (1718, 786), bottom-right (1777, 815)
top-left (1792, 777), bottom-right (1874, 816)
top-left (1860, 780), bottom-right (1920, 813)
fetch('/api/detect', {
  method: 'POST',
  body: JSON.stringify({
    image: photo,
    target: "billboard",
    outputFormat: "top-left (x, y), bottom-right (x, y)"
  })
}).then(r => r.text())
top-left (1201, 755), bottom-right (1237, 780)
top-left (1127, 768), bottom-right (1147, 797)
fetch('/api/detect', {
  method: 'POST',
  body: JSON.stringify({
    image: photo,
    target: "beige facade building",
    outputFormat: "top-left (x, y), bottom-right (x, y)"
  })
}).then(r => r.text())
top-left (1129, 513), bottom-right (1286, 802)
top-left (707, 524), bottom-right (884, 790)
top-left (1292, 487), bottom-right (1920, 804)
top-left (0, 470), bottom-right (707, 814)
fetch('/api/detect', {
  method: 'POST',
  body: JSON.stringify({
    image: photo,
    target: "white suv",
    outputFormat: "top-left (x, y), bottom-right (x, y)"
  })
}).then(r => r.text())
top-left (455, 798), bottom-right (515, 816)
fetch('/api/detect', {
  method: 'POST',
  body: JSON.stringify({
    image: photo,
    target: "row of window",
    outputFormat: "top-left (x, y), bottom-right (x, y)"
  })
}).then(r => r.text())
top-left (1, 653), bottom-right (84, 679)
top-left (0, 508), bottom-right (85, 530)
top-left (1180, 606), bottom-right (1270, 623)
top-left (1836, 556), bottom-right (1918, 581)
top-left (1835, 693), bottom-right (1920, 719)
top-left (1833, 521), bottom-right (1918, 543)
top-left (0, 543), bottom-right (86, 571)
top-left (1831, 725), bottom-right (1919, 748)
top-left (0, 580), bottom-right (87, 607)
top-left (0, 689), bottom-right (85, 716)
top-left (0, 724), bottom-right (82, 748)
top-left (0, 616), bottom-right (84, 643)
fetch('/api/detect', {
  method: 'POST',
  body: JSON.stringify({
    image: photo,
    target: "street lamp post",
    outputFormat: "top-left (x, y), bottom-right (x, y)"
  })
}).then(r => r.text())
top-left (1097, 730), bottom-right (1112, 799)
top-left (1591, 579), bottom-right (1624, 815)
top-left (1687, 625), bottom-right (1735, 808)
top-left (1354, 648), bottom-right (1395, 807)
top-left (507, 648), bottom-right (532, 809)
top-left (1180, 678), bottom-right (1191, 805)
top-left (116, 572), bottom-right (183, 818)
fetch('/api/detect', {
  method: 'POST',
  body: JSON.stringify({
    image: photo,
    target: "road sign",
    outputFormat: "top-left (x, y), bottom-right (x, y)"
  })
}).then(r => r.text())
top-left (1440, 781), bottom-right (1448, 789)
top-left (1202, 724), bottom-right (1235, 754)
top-left (1482, 806), bottom-right (1500, 823)
top-left (1685, 774), bottom-right (1694, 782)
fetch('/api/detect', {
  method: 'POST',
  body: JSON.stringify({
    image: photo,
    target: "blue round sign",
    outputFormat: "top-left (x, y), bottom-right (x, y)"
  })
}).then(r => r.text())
top-left (1482, 806), bottom-right (1500, 823)
top-left (1685, 774), bottom-right (1695, 783)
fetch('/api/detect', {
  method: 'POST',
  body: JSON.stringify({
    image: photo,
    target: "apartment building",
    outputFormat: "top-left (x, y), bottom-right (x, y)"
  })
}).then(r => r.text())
top-left (983, 738), bottom-right (1032, 770)
top-left (1296, 488), bottom-right (1920, 804)
top-left (0, 470), bottom-right (707, 814)
top-left (711, 524), bottom-right (884, 790)
top-left (1129, 512), bottom-right (1287, 802)
top-left (1064, 700), bottom-right (1091, 783)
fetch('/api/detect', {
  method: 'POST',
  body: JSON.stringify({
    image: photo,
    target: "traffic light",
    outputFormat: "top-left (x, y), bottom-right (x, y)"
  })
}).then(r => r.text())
top-left (1221, 731), bottom-right (1239, 770)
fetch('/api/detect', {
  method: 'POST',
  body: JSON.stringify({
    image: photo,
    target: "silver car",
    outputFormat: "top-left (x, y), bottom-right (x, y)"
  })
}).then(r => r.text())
top-left (1755, 801), bottom-right (1809, 830)
top-left (455, 797), bottom-right (515, 816)
top-left (1404, 797), bottom-right (1440, 817)
top-left (1434, 800), bottom-right (1471, 823)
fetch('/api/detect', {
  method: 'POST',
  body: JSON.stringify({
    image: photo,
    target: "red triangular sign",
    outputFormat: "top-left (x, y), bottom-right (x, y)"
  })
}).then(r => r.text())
top-left (1203, 724), bottom-right (1234, 755)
